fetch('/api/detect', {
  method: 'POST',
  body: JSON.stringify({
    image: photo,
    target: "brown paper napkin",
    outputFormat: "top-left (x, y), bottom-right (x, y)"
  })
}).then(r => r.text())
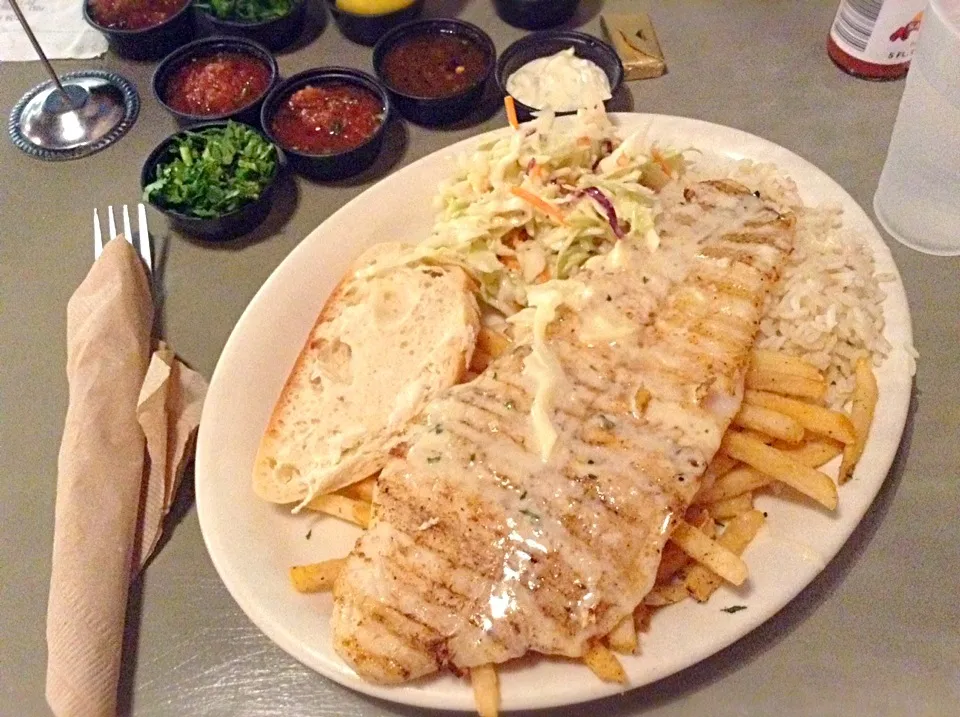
top-left (134, 344), bottom-right (207, 568)
top-left (46, 238), bottom-right (207, 717)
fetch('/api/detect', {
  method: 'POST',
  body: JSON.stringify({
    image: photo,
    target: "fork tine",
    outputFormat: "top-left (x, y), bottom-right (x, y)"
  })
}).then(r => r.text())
top-left (93, 208), bottom-right (104, 260)
top-left (122, 205), bottom-right (133, 245)
top-left (107, 205), bottom-right (117, 240)
top-left (137, 203), bottom-right (152, 273)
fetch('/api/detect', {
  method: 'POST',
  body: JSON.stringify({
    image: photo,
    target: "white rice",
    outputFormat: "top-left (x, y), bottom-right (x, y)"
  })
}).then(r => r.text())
top-left (681, 155), bottom-right (893, 408)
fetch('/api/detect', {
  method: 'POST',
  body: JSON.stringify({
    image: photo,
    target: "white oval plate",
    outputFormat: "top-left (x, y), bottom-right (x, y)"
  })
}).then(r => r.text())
top-left (196, 114), bottom-right (914, 712)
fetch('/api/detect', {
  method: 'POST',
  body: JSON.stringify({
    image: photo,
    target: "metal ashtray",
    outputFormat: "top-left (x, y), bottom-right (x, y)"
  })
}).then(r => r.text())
top-left (8, 69), bottom-right (140, 162)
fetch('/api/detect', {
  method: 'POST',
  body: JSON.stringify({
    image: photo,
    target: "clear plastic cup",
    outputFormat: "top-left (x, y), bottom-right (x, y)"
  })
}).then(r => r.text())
top-left (873, 0), bottom-right (960, 256)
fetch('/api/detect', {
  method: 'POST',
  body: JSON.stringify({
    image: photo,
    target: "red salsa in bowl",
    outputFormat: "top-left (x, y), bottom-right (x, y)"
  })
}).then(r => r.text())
top-left (165, 53), bottom-right (273, 117)
top-left (270, 83), bottom-right (384, 155)
top-left (381, 31), bottom-right (489, 99)
top-left (88, 0), bottom-right (189, 30)
top-left (260, 68), bottom-right (392, 179)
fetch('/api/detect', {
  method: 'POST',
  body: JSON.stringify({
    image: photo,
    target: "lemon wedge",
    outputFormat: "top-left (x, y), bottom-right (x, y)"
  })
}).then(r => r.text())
top-left (335, 0), bottom-right (415, 15)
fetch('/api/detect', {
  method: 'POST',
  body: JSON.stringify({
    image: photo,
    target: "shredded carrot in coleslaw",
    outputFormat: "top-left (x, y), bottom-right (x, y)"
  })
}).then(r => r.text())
top-left (510, 186), bottom-right (567, 225)
top-left (504, 96), bottom-right (519, 130)
top-left (651, 148), bottom-right (673, 176)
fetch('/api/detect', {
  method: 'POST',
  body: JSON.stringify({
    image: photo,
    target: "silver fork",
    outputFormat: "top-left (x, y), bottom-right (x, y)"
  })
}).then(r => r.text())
top-left (93, 203), bottom-right (152, 274)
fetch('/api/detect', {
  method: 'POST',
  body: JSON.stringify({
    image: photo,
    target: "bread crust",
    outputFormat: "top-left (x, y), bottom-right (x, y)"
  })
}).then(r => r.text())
top-left (253, 243), bottom-right (479, 504)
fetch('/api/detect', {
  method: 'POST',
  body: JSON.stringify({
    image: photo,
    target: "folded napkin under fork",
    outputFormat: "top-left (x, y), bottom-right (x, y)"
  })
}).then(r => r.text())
top-left (46, 237), bottom-right (206, 717)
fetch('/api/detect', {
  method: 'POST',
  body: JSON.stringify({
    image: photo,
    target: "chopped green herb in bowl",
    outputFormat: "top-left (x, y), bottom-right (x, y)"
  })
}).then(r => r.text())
top-left (195, 0), bottom-right (295, 23)
top-left (141, 121), bottom-right (280, 239)
top-left (193, 0), bottom-right (306, 51)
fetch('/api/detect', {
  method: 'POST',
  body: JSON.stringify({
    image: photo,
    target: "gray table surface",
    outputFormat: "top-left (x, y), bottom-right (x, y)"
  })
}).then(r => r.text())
top-left (2, 1), bottom-right (958, 715)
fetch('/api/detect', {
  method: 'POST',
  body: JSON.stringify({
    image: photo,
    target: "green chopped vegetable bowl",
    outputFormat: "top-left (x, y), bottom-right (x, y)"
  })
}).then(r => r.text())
top-left (141, 120), bottom-right (280, 240)
top-left (194, 0), bottom-right (306, 50)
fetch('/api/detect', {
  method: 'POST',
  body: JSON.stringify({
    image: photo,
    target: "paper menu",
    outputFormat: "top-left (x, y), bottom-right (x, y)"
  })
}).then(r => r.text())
top-left (1, 0), bottom-right (106, 61)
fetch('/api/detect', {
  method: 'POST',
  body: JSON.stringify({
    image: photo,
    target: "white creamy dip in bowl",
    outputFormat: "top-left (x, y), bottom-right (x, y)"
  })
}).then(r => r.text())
top-left (506, 47), bottom-right (612, 112)
top-left (496, 30), bottom-right (624, 120)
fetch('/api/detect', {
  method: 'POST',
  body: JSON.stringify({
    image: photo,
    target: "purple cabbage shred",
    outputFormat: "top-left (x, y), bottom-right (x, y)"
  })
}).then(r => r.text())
top-left (582, 186), bottom-right (625, 239)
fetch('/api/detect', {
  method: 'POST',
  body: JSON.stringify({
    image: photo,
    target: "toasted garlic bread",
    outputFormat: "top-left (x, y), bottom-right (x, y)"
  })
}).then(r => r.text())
top-left (253, 242), bottom-right (480, 505)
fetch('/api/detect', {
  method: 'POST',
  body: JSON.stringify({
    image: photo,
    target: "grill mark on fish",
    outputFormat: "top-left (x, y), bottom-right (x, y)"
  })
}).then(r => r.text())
top-left (333, 181), bottom-right (795, 682)
top-left (377, 481), bottom-right (506, 580)
top-left (382, 552), bottom-right (479, 631)
top-left (460, 380), bottom-right (532, 413)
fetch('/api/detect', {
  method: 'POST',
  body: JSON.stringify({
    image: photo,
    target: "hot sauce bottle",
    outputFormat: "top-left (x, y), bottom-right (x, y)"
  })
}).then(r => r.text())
top-left (827, 0), bottom-right (927, 80)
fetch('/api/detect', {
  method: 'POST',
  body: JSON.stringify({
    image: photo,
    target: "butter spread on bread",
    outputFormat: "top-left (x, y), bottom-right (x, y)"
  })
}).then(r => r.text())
top-left (252, 242), bottom-right (480, 506)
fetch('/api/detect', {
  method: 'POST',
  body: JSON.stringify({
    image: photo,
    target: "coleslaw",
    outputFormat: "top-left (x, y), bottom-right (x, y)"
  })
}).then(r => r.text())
top-left (364, 106), bottom-right (687, 316)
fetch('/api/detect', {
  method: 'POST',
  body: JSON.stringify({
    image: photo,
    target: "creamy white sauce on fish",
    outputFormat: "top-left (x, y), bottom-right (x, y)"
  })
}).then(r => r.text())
top-left (332, 181), bottom-right (796, 683)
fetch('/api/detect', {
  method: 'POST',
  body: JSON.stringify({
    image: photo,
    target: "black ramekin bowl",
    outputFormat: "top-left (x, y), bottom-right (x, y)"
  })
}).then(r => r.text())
top-left (328, 0), bottom-right (425, 46)
top-left (493, 0), bottom-right (579, 31)
top-left (83, 0), bottom-right (195, 60)
top-left (260, 68), bottom-right (392, 180)
top-left (195, 0), bottom-right (307, 51)
top-left (372, 18), bottom-right (495, 126)
top-left (496, 31), bottom-right (624, 122)
top-left (141, 121), bottom-right (280, 240)
top-left (153, 37), bottom-right (279, 126)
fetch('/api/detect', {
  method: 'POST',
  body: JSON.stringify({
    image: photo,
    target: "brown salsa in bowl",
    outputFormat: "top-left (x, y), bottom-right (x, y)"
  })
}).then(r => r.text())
top-left (372, 19), bottom-right (495, 125)
top-left (381, 32), bottom-right (489, 99)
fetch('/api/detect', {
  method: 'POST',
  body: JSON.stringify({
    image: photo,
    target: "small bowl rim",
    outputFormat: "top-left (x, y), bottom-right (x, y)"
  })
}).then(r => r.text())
top-left (259, 67), bottom-right (393, 160)
top-left (493, 0), bottom-right (579, 7)
top-left (326, 0), bottom-right (423, 20)
top-left (152, 36), bottom-right (280, 123)
top-left (495, 29), bottom-right (625, 116)
top-left (194, 0), bottom-right (305, 28)
top-left (83, 0), bottom-right (193, 35)
top-left (372, 18), bottom-right (496, 103)
top-left (141, 119), bottom-right (280, 223)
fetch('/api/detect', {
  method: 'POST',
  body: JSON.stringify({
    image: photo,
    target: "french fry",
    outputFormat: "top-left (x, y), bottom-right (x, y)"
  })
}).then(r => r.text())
top-left (477, 326), bottom-right (511, 359)
top-left (745, 366), bottom-right (826, 401)
top-left (733, 403), bottom-right (805, 443)
top-left (644, 581), bottom-right (689, 606)
top-left (686, 505), bottom-right (717, 537)
top-left (703, 453), bottom-right (738, 484)
top-left (655, 541), bottom-right (690, 583)
top-left (838, 358), bottom-right (878, 484)
top-left (289, 558), bottom-right (347, 593)
top-left (773, 437), bottom-right (844, 468)
top-left (706, 492), bottom-right (754, 520)
top-left (606, 614), bottom-right (638, 654)
top-left (470, 348), bottom-right (494, 374)
top-left (471, 664), bottom-right (500, 717)
top-left (670, 519), bottom-right (748, 586)
top-left (684, 510), bottom-right (765, 602)
top-left (739, 429), bottom-right (777, 445)
top-left (699, 437), bottom-right (841, 504)
top-left (582, 642), bottom-right (627, 684)
top-left (633, 603), bottom-right (652, 634)
top-left (745, 390), bottom-right (856, 444)
top-left (696, 465), bottom-right (771, 503)
top-left (750, 349), bottom-right (823, 381)
top-left (337, 476), bottom-right (376, 503)
top-left (305, 494), bottom-right (372, 528)
top-left (721, 432), bottom-right (838, 510)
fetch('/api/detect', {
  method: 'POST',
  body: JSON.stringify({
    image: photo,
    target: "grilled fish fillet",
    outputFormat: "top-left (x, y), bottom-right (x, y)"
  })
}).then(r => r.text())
top-left (332, 180), bottom-right (795, 683)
